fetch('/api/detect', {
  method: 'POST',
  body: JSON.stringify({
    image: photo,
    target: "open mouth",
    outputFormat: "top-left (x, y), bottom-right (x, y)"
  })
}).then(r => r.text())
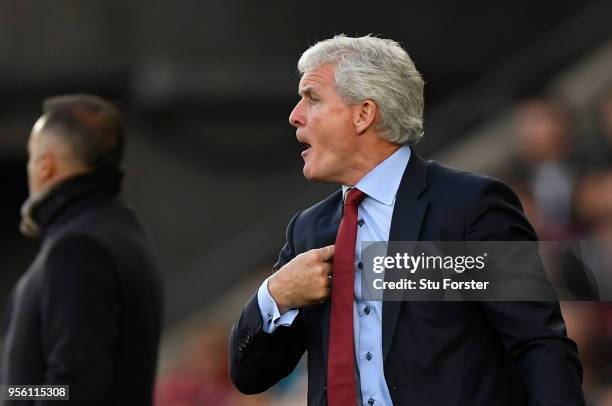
top-left (301, 143), bottom-right (312, 157)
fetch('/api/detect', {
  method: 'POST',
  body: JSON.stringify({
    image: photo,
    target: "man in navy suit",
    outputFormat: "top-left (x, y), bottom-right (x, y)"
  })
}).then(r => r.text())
top-left (229, 35), bottom-right (584, 405)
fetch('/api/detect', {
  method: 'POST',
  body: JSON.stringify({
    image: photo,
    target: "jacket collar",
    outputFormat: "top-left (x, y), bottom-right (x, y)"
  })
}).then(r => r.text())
top-left (382, 151), bottom-right (430, 362)
top-left (20, 171), bottom-right (122, 238)
top-left (341, 145), bottom-right (412, 206)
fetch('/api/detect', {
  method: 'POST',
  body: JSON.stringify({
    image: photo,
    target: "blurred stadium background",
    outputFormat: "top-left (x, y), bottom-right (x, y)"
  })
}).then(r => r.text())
top-left (1, 0), bottom-right (612, 404)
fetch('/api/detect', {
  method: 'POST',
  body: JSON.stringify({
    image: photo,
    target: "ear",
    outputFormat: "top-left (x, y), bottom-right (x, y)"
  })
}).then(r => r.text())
top-left (353, 99), bottom-right (378, 135)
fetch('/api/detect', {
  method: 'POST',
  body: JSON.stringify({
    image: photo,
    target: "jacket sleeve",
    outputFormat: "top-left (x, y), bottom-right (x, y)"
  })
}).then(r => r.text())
top-left (38, 233), bottom-right (121, 405)
top-left (229, 211), bottom-right (307, 394)
top-left (467, 178), bottom-right (585, 405)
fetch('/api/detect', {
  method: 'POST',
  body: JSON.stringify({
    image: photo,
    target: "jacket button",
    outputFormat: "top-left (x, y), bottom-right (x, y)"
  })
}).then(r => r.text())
top-left (393, 385), bottom-right (398, 390)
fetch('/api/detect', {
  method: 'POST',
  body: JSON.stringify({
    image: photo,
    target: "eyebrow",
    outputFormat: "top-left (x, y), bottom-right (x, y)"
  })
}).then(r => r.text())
top-left (299, 86), bottom-right (317, 97)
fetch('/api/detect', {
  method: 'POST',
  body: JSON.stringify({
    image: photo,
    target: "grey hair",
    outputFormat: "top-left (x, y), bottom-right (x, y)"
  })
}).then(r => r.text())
top-left (297, 34), bottom-right (425, 145)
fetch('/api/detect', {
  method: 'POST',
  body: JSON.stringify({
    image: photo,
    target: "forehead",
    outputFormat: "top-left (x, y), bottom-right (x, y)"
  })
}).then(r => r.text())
top-left (27, 116), bottom-right (50, 152)
top-left (298, 64), bottom-right (336, 93)
top-left (30, 116), bottom-right (48, 138)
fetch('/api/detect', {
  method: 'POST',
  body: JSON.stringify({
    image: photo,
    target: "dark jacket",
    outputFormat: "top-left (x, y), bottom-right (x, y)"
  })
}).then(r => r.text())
top-left (1, 172), bottom-right (163, 405)
top-left (229, 153), bottom-right (584, 405)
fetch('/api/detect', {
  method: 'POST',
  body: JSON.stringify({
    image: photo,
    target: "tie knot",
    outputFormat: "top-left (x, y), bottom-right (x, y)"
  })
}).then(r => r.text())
top-left (345, 188), bottom-right (366, 207)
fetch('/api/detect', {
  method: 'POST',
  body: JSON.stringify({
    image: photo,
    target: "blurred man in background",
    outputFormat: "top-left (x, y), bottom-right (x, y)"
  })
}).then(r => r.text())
top-left (0, 95), bottom-right (163, 405)
top-left (229, 35), bottom-right (584, 405)
top-left (512, 99), bottom-right (579, 239)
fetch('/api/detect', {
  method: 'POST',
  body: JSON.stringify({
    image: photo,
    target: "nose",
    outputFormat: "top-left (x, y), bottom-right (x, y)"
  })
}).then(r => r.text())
top-left (289, 99), bottom-right (305, 128)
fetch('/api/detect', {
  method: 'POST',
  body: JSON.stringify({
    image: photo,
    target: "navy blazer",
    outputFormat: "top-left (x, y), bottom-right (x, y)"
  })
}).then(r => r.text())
top-left (229, 152), bottom-right (584, 405)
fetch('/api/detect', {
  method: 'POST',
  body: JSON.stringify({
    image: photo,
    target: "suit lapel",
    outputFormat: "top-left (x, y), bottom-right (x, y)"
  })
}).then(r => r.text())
top-left (382, 152), bottom-right (429, 363)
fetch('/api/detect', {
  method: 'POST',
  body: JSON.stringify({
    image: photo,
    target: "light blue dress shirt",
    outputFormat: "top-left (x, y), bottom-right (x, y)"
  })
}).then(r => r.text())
top-left (258, 145), bottom-right (412, 406)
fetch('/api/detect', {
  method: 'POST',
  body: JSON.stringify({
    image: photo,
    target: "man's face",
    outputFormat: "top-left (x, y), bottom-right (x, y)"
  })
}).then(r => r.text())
top-left (26, 117), bottom-right (51, 196)
top-left (289, 64), bottom-right (359, 184)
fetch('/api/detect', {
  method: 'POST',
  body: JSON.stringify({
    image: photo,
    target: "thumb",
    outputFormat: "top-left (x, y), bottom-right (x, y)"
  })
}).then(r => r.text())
top-left (320, 245), bottom-right (335, 261)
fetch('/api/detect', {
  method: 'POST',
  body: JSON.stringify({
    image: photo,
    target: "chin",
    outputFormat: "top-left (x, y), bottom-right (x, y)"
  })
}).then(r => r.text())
top-left (302, 160), bottom-right (336, 182)
top-left (302, 167), bottom-right (315, 180)
top-left (303, 169), bottom-right (333, 183)
top-left (302, 165), bottom-right (320, 181)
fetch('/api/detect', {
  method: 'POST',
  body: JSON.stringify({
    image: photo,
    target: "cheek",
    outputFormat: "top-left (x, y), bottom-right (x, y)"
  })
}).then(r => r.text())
top-left (311, 110), bottom-right (350, 143)
top-left (27, 156), bottom-right (46, 186)
top-left (26, 162), bottom-right (38, 193)
top-left (27, 159), bottom-right (35, 179)
top-left (320, 120), bottom-right (354, 153)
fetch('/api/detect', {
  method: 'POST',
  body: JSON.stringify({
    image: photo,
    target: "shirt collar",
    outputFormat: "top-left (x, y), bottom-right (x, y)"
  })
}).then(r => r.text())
top-left (342, 145), bottom-right (411, 206)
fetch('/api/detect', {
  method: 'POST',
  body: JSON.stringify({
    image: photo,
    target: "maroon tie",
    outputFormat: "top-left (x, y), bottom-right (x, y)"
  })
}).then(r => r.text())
top-left (327, 188), bottom-right (366, 406)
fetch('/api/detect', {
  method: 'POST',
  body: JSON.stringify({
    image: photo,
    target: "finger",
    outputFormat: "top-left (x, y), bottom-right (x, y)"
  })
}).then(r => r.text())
top-left (319, 245), bottom-right (335, 262)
